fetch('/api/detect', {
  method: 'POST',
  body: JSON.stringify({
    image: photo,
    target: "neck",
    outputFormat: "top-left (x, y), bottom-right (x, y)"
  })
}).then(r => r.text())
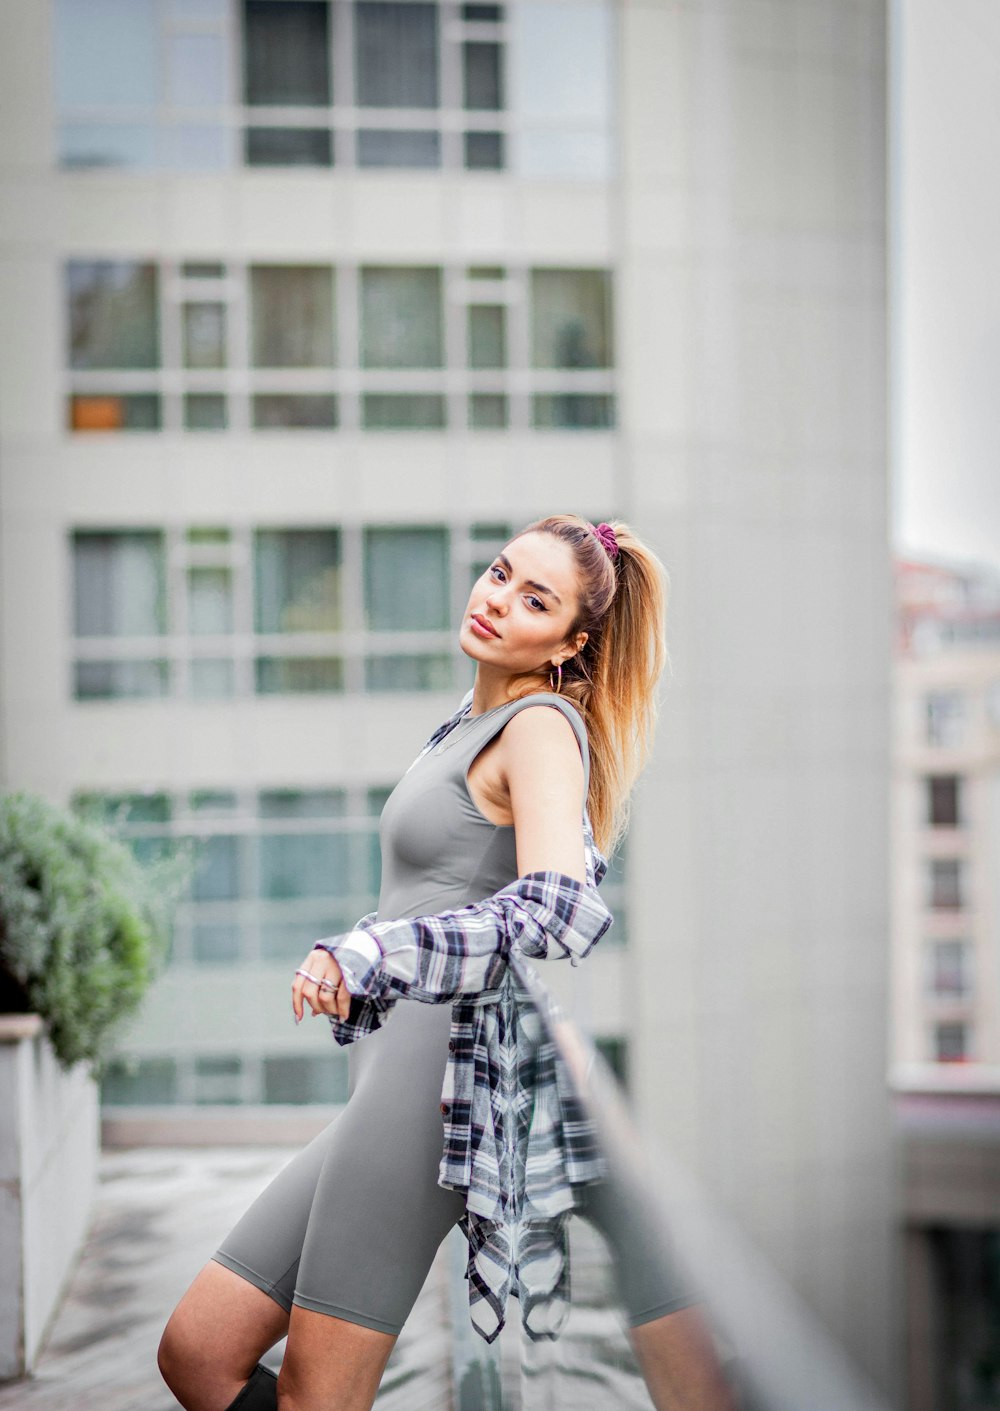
top-left (469, 664), bottom-right (547, 715)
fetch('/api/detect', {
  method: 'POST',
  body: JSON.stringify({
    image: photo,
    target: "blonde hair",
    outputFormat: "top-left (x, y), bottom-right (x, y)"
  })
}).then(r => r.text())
top-left (507, 514), bottom-right (669, 856)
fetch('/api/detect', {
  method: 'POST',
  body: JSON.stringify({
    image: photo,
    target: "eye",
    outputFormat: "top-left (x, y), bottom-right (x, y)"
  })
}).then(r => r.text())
top-left (488, 563), bottom-right (506, 582)
top-left (525, 595), bottom-right (547, 612)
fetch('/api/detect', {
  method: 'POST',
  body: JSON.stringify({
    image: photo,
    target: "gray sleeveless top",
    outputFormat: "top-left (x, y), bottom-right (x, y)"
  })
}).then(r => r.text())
top-left (375, 691), bottom-right (590, 923)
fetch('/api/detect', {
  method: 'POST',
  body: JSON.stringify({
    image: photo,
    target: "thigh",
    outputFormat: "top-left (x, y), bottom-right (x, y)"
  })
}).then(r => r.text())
top-left (211, 1117), bottom-right (339, 1311)
top-left (294, 1000), bottom-right (467, 1332)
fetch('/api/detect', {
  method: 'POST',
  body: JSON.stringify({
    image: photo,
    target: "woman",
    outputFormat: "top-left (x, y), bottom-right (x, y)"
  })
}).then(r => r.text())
top-left (158, 515), bottom-right (729, 1411)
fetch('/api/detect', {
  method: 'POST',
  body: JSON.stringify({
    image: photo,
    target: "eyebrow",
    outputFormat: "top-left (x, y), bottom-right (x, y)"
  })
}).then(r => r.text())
top-left (496, 552), bottom-right (562, 606)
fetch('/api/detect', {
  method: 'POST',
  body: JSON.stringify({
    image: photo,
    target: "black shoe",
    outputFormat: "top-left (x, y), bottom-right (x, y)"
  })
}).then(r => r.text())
top-left (223, 1362), bottom-right (278, 1410)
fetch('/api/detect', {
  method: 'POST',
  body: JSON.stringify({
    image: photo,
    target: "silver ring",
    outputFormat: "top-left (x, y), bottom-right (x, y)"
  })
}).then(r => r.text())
top-left (295, 968), bottom-right (324, 986)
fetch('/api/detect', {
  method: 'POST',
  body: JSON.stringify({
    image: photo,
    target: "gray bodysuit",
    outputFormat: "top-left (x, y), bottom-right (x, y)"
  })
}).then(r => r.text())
top-left (212, 693), bottom-right (694, 1335)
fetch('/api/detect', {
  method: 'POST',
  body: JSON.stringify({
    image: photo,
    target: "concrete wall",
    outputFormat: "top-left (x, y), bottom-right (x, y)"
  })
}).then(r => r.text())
top-left (0, 1017), bottom-right (100, 1380)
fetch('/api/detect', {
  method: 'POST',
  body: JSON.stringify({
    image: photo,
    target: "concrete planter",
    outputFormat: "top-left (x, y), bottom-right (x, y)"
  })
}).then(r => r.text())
top-left (0, 1015), bottom-right (100, 1381)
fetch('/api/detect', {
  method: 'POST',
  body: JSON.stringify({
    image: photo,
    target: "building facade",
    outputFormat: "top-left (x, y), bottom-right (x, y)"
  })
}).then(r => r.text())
top-left (0, 0), bottom-right (897, 1397)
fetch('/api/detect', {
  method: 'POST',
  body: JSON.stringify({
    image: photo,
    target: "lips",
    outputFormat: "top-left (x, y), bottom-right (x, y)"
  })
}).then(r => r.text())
top-left (470, 612), bottom-right (500, 639)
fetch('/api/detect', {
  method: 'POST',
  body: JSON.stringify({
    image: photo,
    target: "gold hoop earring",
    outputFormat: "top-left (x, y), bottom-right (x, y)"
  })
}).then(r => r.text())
top-left (548, 662), bottom-right (563, 694)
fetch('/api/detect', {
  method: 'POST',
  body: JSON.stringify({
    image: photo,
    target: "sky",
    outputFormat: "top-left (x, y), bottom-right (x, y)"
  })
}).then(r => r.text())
top-left (893, 0), bottom-right (1000, 574)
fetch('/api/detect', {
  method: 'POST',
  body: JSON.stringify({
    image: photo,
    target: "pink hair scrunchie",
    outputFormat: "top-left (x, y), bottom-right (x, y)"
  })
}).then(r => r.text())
top-left (589, 521), bottom-right (620, 560)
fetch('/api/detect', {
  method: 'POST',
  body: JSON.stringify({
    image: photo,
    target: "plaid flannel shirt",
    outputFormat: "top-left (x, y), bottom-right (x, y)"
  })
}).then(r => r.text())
top-left (315, 694), bottom-right (613, 1342)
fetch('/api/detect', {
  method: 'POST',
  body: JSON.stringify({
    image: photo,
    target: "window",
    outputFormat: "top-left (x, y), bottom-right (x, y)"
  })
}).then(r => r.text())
top-left (360, 268), bottom-right (443, 369)
top-left (55, 0), bottom-right (229, 171)
top-left (934, 1022), bottom-right (969, 1063)
top-left (72, 532), bottom-right (168, 698)
top-left (927, 858), bottom-right (965, 911)
top-left (250, 266), bottom-right (336, 368)
top-left (65, 259), bottom-right (616, 434)
top-left (74, 784), bottom-right (385, 969)
top-left (927, 775), bottom-right (962, 828)
top-left (72, 520), bottom-right (551, 698)
top-left (926, 691), bottom-right (966, 748)
top-left (928, 940), bottom-right (971, 998)
top-left (55, 0), bottom-right (615, 176)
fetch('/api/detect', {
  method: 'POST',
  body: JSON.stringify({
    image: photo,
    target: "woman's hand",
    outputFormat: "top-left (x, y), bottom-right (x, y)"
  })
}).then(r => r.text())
top-left (292, 948), bottom-right (352, 1023)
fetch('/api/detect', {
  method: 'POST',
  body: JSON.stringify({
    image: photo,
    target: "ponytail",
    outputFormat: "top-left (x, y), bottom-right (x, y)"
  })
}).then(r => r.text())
top-left (509, 515), bottom-right (669, 855)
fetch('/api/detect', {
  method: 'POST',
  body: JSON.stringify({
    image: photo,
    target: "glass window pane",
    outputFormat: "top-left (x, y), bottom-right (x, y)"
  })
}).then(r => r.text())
top-left (192, 923), bottom-right (242, 963)
top-left (245, 127), bottom-right (332, 166)
top-left (250, 266), bottom-right (335, 367)
top-left (262, 1053), bottom-right (348, 1104)
top-left (511, 2), bottom-right (611, 123)
top-left (355, 2), bottom-right (438, 108)
top-left (190, 789), bottom-right (239, 815)
top-left (58, 123), bottom-right (158, 169)
top-left (464, 130), bottom-right (503, 169)
top-left (517, 127), bottom-right (612, 179)
top-left (361, 393), bottom-right (445, 430)
top-left (168, 123), bottom-right (232, 173)
top-left (194, 1055), bottom-right (242, 1104)
top-left (54, 0), bottom-right (157, 108)
top-left (259, 790), bottom-right (346, 819)
top-left (463, 41), bottom-right (502, 110)
top-left (74, 531), bottom-right (166, 636)
top-left (469, 393), bottom-right (507, 429)
top-left (243, 0), bottom-right (331, 105)
top-left (68, 262), bottom-right (159, 369)
top-left (360, 267), bottom-right (442, 368)
top-left (69, 394), bottom-right (162, 431)
top-left (100, 1057), bottom-right (177, 1105)
top-left (168, 0), bottom-right (227, 21)
top-left (74, 660), bottom-right (169, 699)
top-left (365, 653), bottom-right (453, 691)
top-left (183, 262), bottom-right (225, 279)
top-left (188, 567), bottom-right (233, 634)
top-left (183, 302), bottom-right (227, 368)
top-left (191, 834), bottom-right (240, 901)
top-left (532, 393), bottom-right (615, 429)
top-left (531, 269), bottom-right (612, 368)
top-left (184, 393), bottom-right (228, 430)
top-left (468, 305), bottom-right (506, 368)
top-left (166, 32), bottom-right (227, 106)
top-left (255, 530), bottom-right (341, 632)
top-left (356, 128), bottom-right (439, 168)
top-left (189, 658), bottom-right (235, 697)
top-left (260, 833), bottom-right (351, 898)
top-left (463, 4), bottom-right (502, 18)
top-left (364, 528), bottom-right (449, 631)
top-left (261, 915), bottom-right (355, 960)
top-left (252, 394), bottom-right (338, 429)
top-left (73, 790), bottom-right (171, 824)
top-left (255, 658), bottom-right (343, 693)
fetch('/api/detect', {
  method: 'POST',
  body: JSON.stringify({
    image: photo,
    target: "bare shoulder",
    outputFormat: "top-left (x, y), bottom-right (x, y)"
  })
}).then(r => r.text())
top-left (501, 700), bottom-right (582, 754)
top-left (499, 703), bottom-right (584, 792)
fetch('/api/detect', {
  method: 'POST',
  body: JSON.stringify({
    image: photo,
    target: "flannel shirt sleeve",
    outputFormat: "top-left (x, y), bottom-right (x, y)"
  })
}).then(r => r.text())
top-left (315, 871), bottom-right (613, 1006)
top-left (320, 911), bottom-right (400, 1046)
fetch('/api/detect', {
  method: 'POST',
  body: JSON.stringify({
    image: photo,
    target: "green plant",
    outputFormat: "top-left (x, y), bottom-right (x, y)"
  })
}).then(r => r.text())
top-left (0, 791), bottom-right (192, 1075)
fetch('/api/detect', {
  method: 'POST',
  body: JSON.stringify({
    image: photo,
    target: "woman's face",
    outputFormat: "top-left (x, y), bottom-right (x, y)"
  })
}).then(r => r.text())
top-left (459, 531), bottom-right (589, 676)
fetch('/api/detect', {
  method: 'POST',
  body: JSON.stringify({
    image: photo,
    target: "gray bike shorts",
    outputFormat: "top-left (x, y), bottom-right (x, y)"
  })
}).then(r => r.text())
top-left (212, 1001), bottom-right (696, 1336)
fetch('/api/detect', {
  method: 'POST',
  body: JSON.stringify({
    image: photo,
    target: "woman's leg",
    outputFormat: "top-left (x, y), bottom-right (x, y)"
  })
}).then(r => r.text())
top-left (574, 1168), bottom-right (737, 1410)
top-left (158, 1260), bottom-right (288, 1411)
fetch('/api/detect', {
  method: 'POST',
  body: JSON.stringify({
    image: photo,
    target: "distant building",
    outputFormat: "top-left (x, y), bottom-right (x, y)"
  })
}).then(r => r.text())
top-left (892, 553), bottom-right (1000, 1410)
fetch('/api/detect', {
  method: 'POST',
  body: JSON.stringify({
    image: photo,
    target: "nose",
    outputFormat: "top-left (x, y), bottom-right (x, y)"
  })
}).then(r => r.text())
top-left (484, 585), bottom-right (509, 614)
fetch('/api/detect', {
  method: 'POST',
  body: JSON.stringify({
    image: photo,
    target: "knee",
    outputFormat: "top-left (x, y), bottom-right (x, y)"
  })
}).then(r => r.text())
top-left (157, 1308), bottom-right (192, 1391)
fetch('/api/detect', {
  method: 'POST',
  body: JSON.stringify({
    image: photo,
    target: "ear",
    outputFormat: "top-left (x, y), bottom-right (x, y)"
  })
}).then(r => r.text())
top-left (558, 631), bottom-right (588, 665)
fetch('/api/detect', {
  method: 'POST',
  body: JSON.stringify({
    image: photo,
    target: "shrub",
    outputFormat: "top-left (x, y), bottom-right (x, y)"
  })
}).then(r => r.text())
top-left (0, 792), bottom-right (192, 1075)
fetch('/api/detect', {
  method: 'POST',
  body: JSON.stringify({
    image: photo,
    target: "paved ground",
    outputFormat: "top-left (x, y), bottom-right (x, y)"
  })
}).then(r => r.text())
top-left (0, 1145), bottom-right (654, 1411)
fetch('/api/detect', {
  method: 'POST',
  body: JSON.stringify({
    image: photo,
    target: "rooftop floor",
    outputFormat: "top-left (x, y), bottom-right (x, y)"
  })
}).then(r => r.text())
top-left (0, 1144), bottom-right (646, 1410)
